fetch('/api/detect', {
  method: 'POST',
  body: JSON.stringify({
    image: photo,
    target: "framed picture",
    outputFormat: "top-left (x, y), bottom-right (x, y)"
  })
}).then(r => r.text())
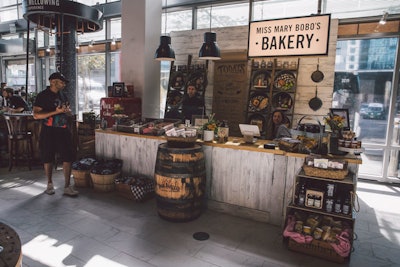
top-left (191, 115), bottom-right (208, 128)
top-left (112, 82), bottom-right (125, 97)
top-left (329, 108), bottom-right (350, 131)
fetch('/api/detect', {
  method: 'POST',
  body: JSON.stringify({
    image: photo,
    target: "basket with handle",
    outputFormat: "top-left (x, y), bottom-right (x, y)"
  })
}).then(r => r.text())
top-left (291, 115), bottom-right (327, 154)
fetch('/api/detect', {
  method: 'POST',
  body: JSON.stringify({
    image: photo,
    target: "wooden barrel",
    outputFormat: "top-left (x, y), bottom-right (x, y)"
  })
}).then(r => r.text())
top-left (154, 143), bottom-right (206, 222)
top-left (72, 169), bottom-right (92, 187)
top-left (90, 172), bottom-right (119, 192)
top-left (0, 222), bottom-right (22, 267)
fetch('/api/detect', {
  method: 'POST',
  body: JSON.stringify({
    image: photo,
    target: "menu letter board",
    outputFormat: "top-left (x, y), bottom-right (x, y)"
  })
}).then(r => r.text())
top-left (248, 14), bottom-right (331, 57)
top-left (213, 59), bottom-right (249, 137)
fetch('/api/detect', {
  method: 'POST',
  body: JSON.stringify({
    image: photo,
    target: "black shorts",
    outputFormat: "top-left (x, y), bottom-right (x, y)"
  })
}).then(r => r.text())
top-left (39, 126), bottom-right (75, 163)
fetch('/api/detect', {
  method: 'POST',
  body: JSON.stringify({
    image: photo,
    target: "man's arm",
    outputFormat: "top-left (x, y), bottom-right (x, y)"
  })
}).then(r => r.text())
top-left (33, 105), bottom-right (66, 120)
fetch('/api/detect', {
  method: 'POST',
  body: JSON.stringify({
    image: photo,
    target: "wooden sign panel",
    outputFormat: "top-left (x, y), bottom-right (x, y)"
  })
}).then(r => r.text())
top-left (248, 14), bottom-right (331, 57)
top-left (213, 60), bottom-right (249, 137)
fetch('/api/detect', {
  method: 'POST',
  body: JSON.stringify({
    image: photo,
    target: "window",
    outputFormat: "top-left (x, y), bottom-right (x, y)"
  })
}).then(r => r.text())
top-left (197, 3), bottom-right (249, 29)
top-left (110, 18), bottom-right (121, 39)
top-left (252, 0), bottom-right (317, 21)
top-left (77, 21), bottom-right (106, 43)
top-left (0, 6), bottom-right (18, 22)
top-left (162, 10), bottom-right (192, 33)
top-left (77, 53), bottom-right (107, 117)
top-left (334, 37), bottom-right (399, 181)
top-left (4, 57), bottom-right (35, 96)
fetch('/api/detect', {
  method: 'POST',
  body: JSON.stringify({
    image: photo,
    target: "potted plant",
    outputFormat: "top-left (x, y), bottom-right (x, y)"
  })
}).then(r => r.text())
top-left (202, 113), bottom-right (218, 141)
top-left (324, 113), bottom-right (346, 154)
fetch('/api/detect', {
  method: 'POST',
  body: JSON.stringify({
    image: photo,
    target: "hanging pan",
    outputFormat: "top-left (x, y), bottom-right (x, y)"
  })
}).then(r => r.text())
top-left (311, 58), bottom-right (324, 83)
top-left (309, 86), bottom-right (322, 111)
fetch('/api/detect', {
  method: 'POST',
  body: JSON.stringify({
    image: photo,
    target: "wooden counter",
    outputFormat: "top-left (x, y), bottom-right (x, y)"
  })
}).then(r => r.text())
top-left (95, 129), bottom-right (361, 226)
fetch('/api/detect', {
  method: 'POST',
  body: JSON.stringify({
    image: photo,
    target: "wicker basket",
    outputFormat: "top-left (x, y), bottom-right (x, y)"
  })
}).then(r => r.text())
top-left (90, 172), bottom-right (120, 192)
top-left (303, 165), bottom-right (348, 180)
top-left (72, 169), bottom-right (92, 187)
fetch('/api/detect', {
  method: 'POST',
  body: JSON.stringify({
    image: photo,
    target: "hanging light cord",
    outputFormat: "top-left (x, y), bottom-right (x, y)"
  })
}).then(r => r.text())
top-left (209, 4), bottom-right (212, 31)
top-left (164, 0), bottom-right (167, 34)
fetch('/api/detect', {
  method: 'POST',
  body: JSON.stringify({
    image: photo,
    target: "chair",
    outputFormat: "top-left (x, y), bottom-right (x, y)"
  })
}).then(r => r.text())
top-left (3, 114), bottom-right (34, 171)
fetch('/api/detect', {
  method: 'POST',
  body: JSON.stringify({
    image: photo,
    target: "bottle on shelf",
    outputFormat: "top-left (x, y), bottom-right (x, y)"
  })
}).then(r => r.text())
top-left (314, 194), bottom-right (322, 209)
top-left (342, 192), bottom-right (351, 215)
top-left (297, 182), bottom-right (306, 206)
top-left (307, 192), bottom-right (315, 207)
top-left (326, 183), bottom-right (335, 198)
top-left (325, 182), bottom-right (335, 213)
top-left (325, 197), bottom-right (334, 213)
top-left (334, 197), bottom-right (342, 213)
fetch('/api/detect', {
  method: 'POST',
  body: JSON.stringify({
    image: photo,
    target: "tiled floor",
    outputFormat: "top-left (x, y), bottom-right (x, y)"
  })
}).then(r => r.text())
top-left (0, 165), bottom-right (399, 267)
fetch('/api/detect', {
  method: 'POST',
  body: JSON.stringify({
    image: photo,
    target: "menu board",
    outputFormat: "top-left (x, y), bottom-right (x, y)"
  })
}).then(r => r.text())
top-left (212, 59), bottom-right (249, 137)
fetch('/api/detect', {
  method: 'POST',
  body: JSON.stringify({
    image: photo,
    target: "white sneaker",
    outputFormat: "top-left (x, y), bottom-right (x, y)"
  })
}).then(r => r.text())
top-left (45, 183), bottom-right (55, 195)
top-left (63, 186), bottom-right (78, 197)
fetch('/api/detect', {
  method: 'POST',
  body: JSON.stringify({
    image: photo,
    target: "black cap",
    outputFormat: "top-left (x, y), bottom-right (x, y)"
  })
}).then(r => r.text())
top-left (49, 72), bottom-right (69, 83)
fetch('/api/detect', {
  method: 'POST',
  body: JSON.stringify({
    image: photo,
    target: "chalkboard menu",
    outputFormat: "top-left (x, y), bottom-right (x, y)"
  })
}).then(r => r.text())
top-left (212, 60), bottom-right (249, 137)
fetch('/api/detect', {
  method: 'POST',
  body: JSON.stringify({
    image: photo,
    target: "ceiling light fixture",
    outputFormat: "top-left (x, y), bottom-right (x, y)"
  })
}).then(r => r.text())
top-left (111, 36), bottom-right (116, 45)
top-left (46, 46), bottom-right (50, 52)
top-left (199, 4), bottom-right (221, 60)
top-left (379, 11), bottom-right (388, 25)
top-left (154, 0), bottom-right (175, 61)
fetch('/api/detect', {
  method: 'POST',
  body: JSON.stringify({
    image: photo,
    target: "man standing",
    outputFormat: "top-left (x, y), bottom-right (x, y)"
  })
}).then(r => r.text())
top-left (33, 72), bottom-right (78, 196)
top-left (182, 82), bottom-right (205, 122)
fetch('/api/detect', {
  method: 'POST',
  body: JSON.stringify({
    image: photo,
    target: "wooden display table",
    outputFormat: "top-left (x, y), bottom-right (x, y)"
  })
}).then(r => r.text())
top-left (95, 129), bottom-right (361, 226)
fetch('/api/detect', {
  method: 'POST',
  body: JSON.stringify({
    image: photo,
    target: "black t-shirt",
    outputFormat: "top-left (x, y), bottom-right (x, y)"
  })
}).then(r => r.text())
top-left (8, 95), bottom-right (29, 111)
top-left (34, 87), bottom-right (69, 128)
top-left (182, 95), bottom-right (205, 120)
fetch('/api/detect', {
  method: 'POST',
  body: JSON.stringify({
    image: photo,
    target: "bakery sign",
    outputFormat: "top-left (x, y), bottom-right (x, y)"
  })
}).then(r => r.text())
top-left (248, 14), bottom-right (331, 57)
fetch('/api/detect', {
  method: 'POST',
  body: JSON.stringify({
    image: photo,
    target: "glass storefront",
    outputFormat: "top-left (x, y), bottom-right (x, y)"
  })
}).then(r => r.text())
top-left (333, 37), bottom-right (400, 182)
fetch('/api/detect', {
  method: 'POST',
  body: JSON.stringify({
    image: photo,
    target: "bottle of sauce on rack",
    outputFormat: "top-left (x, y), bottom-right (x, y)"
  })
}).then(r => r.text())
top-left (334, 197), bottom-right (342, 213)
top-left (325, 183), bottom-right (335, 213)
top-left (342, 192), bottom-right (351, 215)
top-left (298, 183), bottom-right (306, 206)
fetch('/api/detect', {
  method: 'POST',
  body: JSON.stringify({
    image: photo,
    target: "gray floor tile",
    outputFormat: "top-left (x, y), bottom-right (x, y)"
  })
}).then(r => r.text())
top-left (0, 166), bottom-right (399, 267)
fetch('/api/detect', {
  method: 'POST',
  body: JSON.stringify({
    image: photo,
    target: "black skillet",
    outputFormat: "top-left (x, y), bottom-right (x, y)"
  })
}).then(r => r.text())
top-left (309, 86), bottom-right (322, 111)
top-left (311, 58), bottom-right (324, 83)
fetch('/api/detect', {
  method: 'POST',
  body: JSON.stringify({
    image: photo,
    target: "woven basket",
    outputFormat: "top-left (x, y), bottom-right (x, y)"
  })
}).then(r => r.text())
top-left (303, 165), bottom-right (348, 180)
top-left (90, 172), bottom-right (120, 192)
top-left (72, 169), bottom-right (92, 187)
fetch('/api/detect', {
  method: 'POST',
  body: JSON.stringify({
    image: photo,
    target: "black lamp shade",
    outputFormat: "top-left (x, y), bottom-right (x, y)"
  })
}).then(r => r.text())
top-left (199, 32), bottom-right (221, 60)
top-left (155, 35), bottom-right (175, 61)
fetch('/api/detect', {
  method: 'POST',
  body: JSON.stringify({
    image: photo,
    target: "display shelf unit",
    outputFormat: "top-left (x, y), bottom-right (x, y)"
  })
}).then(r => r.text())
top-left (246, 58), bottom-right (299, 139)
top-left (284, 166), bottom-right (357, 263)
top-left (164, 63), bottom-right (207, 120)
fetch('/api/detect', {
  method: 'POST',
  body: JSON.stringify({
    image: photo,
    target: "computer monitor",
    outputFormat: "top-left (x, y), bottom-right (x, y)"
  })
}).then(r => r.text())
top-left (239, 124), bottom-right (261, 137)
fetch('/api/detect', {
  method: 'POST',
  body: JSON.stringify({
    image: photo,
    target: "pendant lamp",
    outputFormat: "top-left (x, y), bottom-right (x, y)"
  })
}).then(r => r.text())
top-left (199, 5), bottom-right (221, 60)
top-left (155, 0), bottom-right (175, 61)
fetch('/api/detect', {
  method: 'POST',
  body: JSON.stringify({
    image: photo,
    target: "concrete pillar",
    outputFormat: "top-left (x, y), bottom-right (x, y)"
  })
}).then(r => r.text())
top-left (55, 17), bottom-right (77, 113)
top-left (121, 0), bottom-right (161, 118)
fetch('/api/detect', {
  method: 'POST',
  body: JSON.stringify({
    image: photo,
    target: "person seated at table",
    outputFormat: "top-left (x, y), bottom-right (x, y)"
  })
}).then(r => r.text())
top-left (1, 87), bottom-right (30, 113)
top-left (0, 82), bottom-right (6, 108)
top-left (272, 109), bottom-right (291, 139)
